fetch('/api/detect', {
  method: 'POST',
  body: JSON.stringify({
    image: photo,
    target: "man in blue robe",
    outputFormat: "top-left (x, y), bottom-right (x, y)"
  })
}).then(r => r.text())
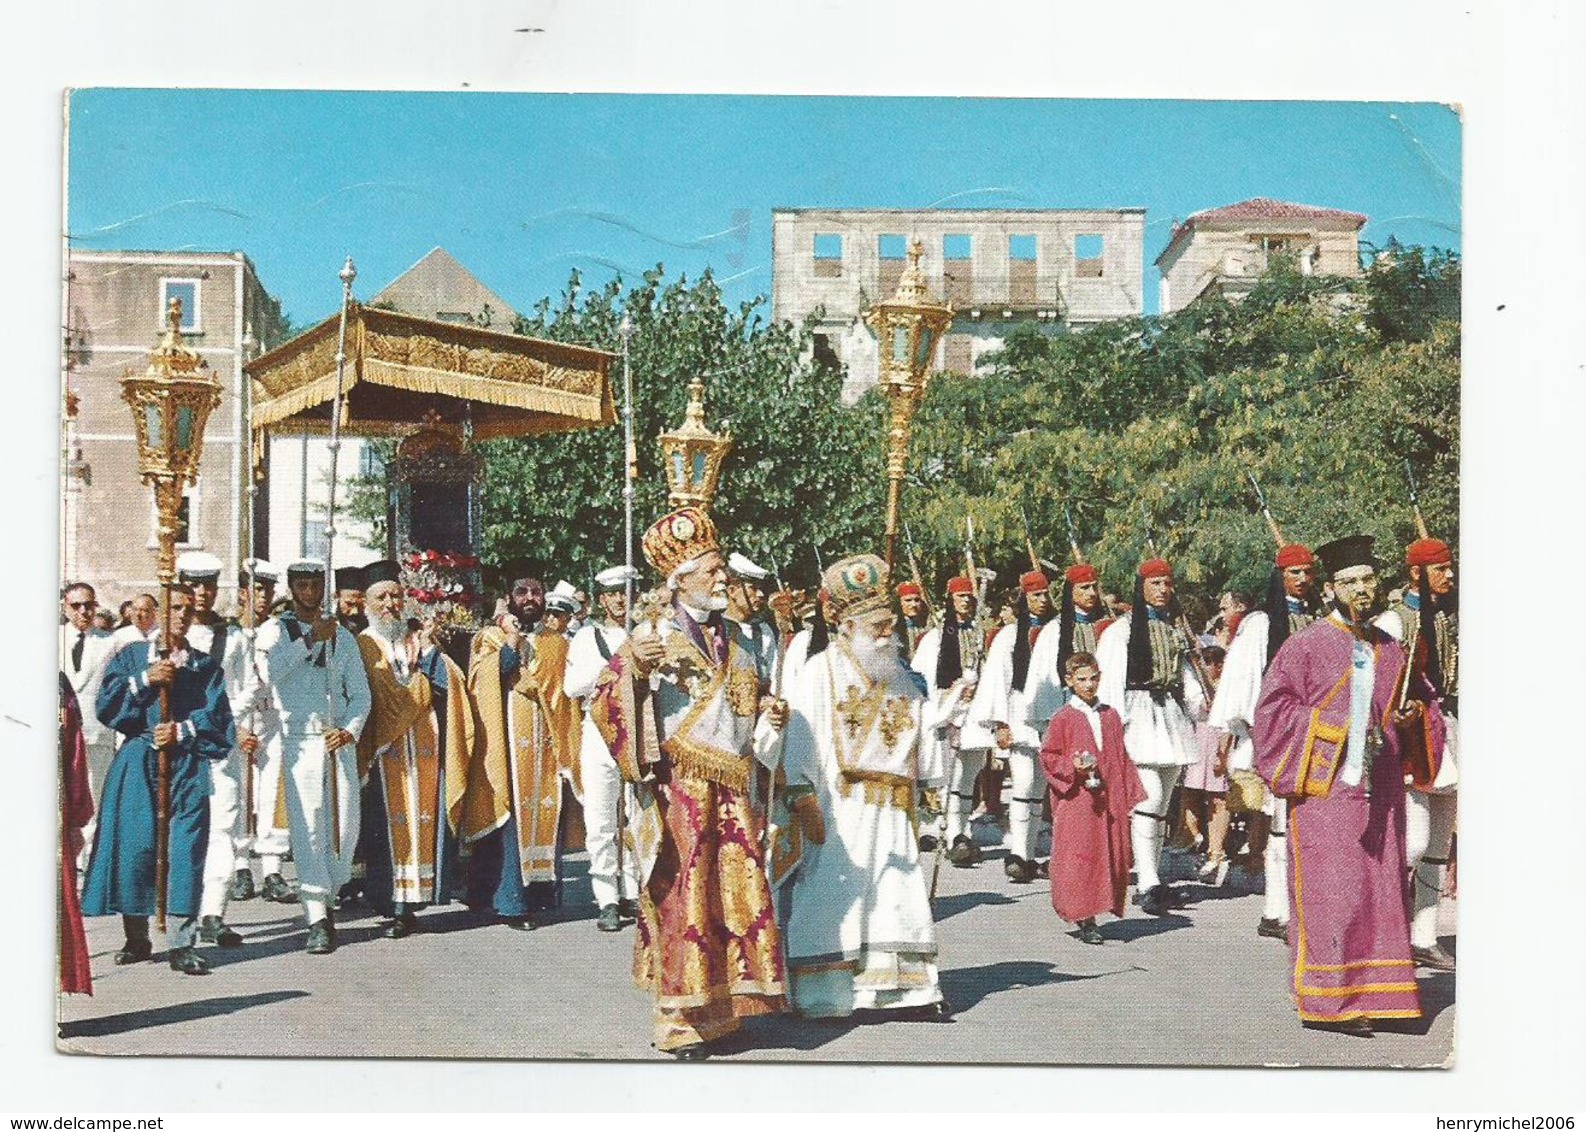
top-left (81, 583), bottom-right (234, 975)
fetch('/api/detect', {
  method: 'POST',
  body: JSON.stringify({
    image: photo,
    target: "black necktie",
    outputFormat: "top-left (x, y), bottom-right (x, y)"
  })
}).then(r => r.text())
top-left (72, 632), bottom-right (85, 673)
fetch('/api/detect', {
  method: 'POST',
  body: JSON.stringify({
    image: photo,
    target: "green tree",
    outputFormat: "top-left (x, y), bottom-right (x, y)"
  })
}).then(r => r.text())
top-left (470, 268), bottom-right (886, 585)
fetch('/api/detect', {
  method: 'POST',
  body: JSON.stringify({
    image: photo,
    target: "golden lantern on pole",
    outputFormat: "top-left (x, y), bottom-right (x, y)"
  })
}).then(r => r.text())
top-left (119, 296), bottom-right (223, 930)
top-left (658, 377), bottom-right (732, 512)
top-left (864, 239), bottom-right (954, 574)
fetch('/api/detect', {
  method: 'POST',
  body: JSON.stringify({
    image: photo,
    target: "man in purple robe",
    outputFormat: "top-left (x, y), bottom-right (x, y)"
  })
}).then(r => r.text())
top-left (1253, 534), bottom-right (1445, 1037)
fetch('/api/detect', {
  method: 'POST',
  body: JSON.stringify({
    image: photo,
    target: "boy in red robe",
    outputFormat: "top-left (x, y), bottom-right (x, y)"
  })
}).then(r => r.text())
top-left (1039, 651), bottom-right (1147, 944)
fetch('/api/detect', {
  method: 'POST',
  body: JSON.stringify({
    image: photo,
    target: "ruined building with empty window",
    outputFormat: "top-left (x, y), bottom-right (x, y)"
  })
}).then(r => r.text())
top-left (772, 208), bottom-right (1146, 404)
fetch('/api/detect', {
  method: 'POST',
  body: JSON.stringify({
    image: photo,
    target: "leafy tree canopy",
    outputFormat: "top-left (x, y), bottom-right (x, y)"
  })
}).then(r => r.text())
top-left (349, 246), bottom-right (1458, 605)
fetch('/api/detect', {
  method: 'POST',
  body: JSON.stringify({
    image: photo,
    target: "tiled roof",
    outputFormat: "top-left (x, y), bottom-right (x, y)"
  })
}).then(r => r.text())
top-left (1156, 198), bottom-right (1367, 266)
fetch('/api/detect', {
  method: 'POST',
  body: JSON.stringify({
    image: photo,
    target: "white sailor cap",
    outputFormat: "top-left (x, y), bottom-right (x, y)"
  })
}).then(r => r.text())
top-left (594, 564), bottom-right (640, 591)
top-left (240, 558), bottom-right (281, 585)
top-left (545, 581), bottom-right (580, 615)
top-left (727, 552), bottom-right (770, 582)
top-left (176, 550), bottom-right (224, 583)
top-left (286, 557), bottom-right (326, 577)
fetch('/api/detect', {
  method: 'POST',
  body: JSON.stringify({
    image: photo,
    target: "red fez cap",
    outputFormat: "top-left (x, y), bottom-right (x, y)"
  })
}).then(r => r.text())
top-left (1406, 537), bottom-right (1452, 568)
top-left (1138, 558), bottom-right (1173, 580)
top-left (1275, 544), bottom-right (1315, 569)
top-left (945, 576), bottom-right (974, 596)
top-left (896, 581), bottom-right (923, 598)
top-left (1065, 563), bottom-right (1098, 585)
top-left (1019, 570), bottom-right (1050, 594)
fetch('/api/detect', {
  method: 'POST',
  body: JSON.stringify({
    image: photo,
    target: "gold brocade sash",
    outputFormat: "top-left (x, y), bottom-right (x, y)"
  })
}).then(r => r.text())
top-left (659, 631), bottom-right (759, 792)
top-left (357, 634), bottom-right (475, 839)
top-left (378, 718), bottom-right (442, 904)
top-left (462, 627), bottom-right (522, 842)
top-left (356, 635), bottom-right (431, 784)
top-left (826, 642), bottom-right (921, 803)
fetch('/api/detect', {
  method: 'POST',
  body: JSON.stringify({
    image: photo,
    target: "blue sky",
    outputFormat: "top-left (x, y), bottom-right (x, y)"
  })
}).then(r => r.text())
top-left (66, 91), bottom-right (1460, 325)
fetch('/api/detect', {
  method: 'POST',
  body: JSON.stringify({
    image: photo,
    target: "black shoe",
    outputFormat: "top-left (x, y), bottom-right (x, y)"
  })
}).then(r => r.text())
top-left (306, 919), bottom-right (335, 955)
top-left (228, 869), bottom-right (257, 902)
top-left (198, 915), bottom-right (243, 948)
top-left (671, 1044), bottom-right (710, 1061)
top-left (1036, 859), bottom-right (1050, 879)
top-left (113, 938), bottom-right (153, 965)
top-left (1303, 1017), bottom-right (1373, 1038)
top-left (946, 835), bottom-right (981, 867)
top-left (168, 946), bottom-right (211, 975)
top-left (1257, 916), bottom-right (1290, 942)
top-left (1078, 920), bottom-right (1105, 945)
top-left (1412, 943), bottom-right (1456, 971)
top-left (261, 873), bottom-right (298, 904)
top-left (618, 897), bottom-right (640, 921)
top-left (596, 904), bottom-right (623, 932)
top-left (1134, 885), bottom-right (1170, 916)
top-left (383, 913), bottom-right (418, 940)
top-left (501, 915), bottom-right (537, 931)
top-left (1004, 855), bottom-right (1036, 884)
top-left (918, 833), bottom-right (939, 853)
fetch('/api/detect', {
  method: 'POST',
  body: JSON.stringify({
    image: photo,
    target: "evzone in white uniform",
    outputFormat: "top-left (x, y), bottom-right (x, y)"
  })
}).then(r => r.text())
top-left (254, 560), bottom-right (372, 952)
top-left (963, 572), bottom-right (1053, 881)
top-left (1094, 558), bottom-right (1207, 915)
top-left (781, 555), bottom-right (948, 1020)
top-left (1207, 544), bottom-right (1321, 939)
top-left (563, 565), bottom-right (643, 930)
top-left (908, 579), bottom-right (987, 866)
top-left (1377, 535), bottom-right (1459, 971)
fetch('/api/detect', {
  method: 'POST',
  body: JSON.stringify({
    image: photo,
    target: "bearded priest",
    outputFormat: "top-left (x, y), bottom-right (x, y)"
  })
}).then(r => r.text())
top-left (589, 507), bottom-right (790, 1060)
top-left (780, 554), bottom-right (950, 1022)
top-left (354, 561), bottom-right (473, 940)
top-left (1253, 534), bottom-right (1445, 1036)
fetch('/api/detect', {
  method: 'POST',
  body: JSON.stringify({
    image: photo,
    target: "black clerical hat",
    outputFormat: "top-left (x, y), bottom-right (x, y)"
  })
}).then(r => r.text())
top-left (1314, 534), bottom-right (1377, 579)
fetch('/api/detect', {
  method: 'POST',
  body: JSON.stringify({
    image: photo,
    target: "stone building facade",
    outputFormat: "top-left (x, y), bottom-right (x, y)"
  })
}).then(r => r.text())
top-left (1155, 197), bottom-right (1367, 314)
top-left (772, 208), bottom-right (1145, 403)
top-left (62, 250), bottom-right (285, 610)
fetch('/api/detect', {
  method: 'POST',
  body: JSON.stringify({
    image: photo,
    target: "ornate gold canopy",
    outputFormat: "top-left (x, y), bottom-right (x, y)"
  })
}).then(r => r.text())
top-left (245, 304), bottom-right (617, 444)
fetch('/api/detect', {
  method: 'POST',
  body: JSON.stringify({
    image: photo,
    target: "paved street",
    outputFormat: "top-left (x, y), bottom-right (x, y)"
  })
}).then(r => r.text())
top-left (57, 820), bottom-right (1454, 1068)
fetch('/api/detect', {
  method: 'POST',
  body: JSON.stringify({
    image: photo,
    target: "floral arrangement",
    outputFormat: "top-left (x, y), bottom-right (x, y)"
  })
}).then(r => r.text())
top-left (400, 548), bottom-right (481, 635)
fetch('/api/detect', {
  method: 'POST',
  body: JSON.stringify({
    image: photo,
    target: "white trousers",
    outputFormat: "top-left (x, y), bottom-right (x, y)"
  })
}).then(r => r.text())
top-left (200, 750), bottom-right (246, 918)
top-left (251, 733), bottom-right (291, 874)
top-left (1405, 788), bottom-right (1457, 948)
top-left (580, 719), bottom-right (640, 908)
top-left (1003, 747), bottom-right (1042, 862)
top-left (1130, 764), bottom-right (1183, 893)
top-left (944, 746), bottom-right (989, 844)
top-left (1263, 798), bottom-right (1289, 923)
top-left (282, 734), bottom-right (360, 925)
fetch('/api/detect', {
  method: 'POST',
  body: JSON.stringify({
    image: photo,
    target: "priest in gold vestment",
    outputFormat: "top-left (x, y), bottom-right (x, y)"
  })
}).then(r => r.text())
top-left (590, 507), bottom-right (789, 1059)
top-left (463, 575), bottom-right (582, 927)
top-left (354, 562), bottom-right (473, 939)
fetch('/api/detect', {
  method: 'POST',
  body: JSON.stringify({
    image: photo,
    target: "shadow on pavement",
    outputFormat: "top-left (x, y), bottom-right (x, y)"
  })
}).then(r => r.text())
top-left (714, 1012), bottom-right (863, 1056)
top-left (1378, 971), bottom-right (1455, 1037)
top-left (942, 959), bottom-right (1137, 1013)
top-left (933, 889), bottom-right (1018, 922)
top-left (59, 990), bottom-right (309, 1041)
top-left (1102, 912), bottom-right (1193, 942)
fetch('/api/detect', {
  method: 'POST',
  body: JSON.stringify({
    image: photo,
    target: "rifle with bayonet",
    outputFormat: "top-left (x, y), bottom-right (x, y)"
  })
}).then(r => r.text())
top-left (1405, 460), bottom-right (1431, 540)
top-left (1246, 472), bottom-right (1287, 549)
top-left (903, 522), bottom-right (937, 625)
top-left (1064, 503), bottom-right (1088, 565)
